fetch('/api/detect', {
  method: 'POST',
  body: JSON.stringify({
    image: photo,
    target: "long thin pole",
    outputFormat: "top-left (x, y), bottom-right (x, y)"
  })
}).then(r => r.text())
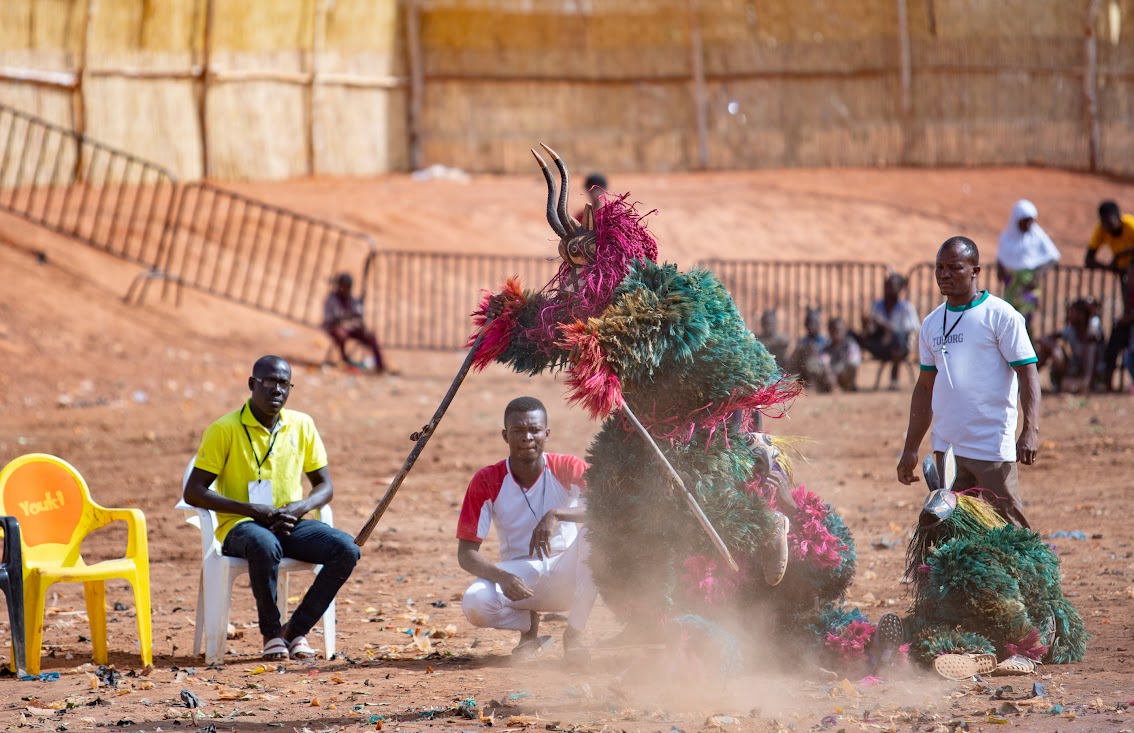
top-left (354, 323), bottom-right (491, 546)
top-left (620, 403), bottom-right (739, 572)
top-left (687, 0), bottom-right (710, 169)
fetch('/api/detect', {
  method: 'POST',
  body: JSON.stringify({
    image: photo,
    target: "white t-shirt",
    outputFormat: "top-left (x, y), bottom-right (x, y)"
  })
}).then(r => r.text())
top-left (918, 291), bottom-right (1038, 462)
top-left (456, 454), bottom-right (586, 562)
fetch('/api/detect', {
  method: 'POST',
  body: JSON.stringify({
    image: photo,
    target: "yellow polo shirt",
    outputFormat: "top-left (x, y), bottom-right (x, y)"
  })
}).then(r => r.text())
top-left (1089, 214), bottom-right (1134, 271)
top-left (194, 402), bottom-right (328, 542)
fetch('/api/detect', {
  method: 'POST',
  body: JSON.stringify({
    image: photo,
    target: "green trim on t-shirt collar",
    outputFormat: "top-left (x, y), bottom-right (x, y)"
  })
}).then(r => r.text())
top-left (945, 290), bottom-right (989, 312)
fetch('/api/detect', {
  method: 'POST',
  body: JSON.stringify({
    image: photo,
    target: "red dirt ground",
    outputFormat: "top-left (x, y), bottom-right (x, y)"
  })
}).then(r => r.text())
top-left (1, 167), bottom-right (1133, 733)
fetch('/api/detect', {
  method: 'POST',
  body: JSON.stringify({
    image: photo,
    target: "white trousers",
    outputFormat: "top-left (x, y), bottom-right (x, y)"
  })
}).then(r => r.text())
top-left (462, 529), bottom-right (598, 633)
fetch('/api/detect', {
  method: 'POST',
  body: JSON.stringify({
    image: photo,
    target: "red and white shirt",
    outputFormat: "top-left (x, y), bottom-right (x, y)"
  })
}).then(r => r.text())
top-left (456, 453), bottom-right (587, 562)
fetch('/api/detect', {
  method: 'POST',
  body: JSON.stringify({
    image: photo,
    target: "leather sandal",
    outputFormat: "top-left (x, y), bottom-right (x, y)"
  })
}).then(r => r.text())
top-left (262, 637), bottom-right (289, 661)
top-left (288, 635), bottom-right (317, 660)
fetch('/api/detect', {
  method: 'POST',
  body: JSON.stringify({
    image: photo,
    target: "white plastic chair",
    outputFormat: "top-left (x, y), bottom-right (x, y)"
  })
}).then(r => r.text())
top-left (176, 460), bottom-right (336, 664)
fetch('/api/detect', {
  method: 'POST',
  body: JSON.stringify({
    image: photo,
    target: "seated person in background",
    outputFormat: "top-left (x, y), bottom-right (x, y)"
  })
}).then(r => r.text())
top-left (184, 355), bottom-right (360, 661)
top-left (1085, 201), bottom-right (1134, 390)
top-left (789, 307), bottom-right (833, 392)
top-left (826, 315), bottom-right (862, 392)
top-left (851, 273), bottom-right (920, 390)
top-left (323, 272), bottom-right (387, 373)
top-left (456, 397), bottom-right (597, 662)
top-left (758, 309), bottom-right (791, 371)
top-left (1035, 299), bottom-right (1103, 395)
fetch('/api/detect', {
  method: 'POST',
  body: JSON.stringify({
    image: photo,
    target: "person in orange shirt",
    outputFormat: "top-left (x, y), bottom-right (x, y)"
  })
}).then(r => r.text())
top-left (1085, 201), bottom-right (1134, 390)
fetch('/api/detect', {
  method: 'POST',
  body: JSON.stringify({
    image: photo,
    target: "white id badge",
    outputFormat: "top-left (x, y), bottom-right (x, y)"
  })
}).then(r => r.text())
top-left (248, 479), bottom-right (273, 505)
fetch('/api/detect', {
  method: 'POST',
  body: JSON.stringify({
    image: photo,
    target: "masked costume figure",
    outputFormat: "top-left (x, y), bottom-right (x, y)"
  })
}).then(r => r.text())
top-left (468, 146), bottom-right (883, 667)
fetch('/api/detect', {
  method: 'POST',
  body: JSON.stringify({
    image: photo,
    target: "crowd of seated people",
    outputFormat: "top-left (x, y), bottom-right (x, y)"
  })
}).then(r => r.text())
top-left (760, 198), bottom-right (1134, 395)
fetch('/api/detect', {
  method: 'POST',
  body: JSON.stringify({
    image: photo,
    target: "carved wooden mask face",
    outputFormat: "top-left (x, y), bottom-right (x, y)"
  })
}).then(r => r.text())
top-left (559, 204), bottom-right (596, 266)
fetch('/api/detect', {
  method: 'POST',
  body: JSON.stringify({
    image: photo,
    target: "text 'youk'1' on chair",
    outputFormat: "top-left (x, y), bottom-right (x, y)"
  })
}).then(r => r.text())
top-left (0, 454), bottom-right (153, 675)
top-left (0, 516), bottom-right (27, 675)
top-left (176, 460), bottom-right (336, 665)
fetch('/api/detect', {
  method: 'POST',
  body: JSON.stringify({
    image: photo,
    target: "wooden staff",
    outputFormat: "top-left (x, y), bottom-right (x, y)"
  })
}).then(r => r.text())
top-left (354, 322), bottom-right (492, 546)
top-left (620, 403), bottom-right (739, 572)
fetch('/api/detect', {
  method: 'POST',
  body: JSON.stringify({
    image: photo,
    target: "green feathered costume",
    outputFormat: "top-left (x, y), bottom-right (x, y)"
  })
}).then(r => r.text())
top-left (905, 490), bottom-right (1088, 666)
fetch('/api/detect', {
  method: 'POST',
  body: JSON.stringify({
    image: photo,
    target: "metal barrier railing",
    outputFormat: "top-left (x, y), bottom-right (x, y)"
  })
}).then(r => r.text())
top-left (0, 103), bottom-right (177, 267)
top-left (367, 250), bottom-right (561, 350)
top-left (701, 259), bottom-right (892, 340)
top-left (906, 263), bottom-right (1126, 343)
top-left (155, 183), bottom-right (377, 328)
top-left (366, 254), bottom-right (1131, 363)
top-left (367, 255), bottom-right (898, 351)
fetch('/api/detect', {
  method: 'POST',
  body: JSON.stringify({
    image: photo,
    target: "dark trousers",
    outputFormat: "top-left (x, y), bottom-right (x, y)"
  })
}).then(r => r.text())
top-left (327, 324), bottom-right (385, 371)
top-left (223, 519), bottom-right (360, 640)
top-left (1103, 320), bottom-right (1131, 388)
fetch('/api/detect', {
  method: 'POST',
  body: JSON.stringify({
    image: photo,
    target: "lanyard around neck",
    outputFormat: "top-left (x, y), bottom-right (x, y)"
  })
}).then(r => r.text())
top-left (511, 458), bottom-right (548, 521)
top-left (941, 292), bottom-right (979, 348)
top-left (241, 404), bottom-right (280, 479)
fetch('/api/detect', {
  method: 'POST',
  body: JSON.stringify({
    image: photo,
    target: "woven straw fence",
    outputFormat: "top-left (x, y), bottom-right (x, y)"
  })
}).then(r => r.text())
top-left (1, 0), bottom-right (1131, 180)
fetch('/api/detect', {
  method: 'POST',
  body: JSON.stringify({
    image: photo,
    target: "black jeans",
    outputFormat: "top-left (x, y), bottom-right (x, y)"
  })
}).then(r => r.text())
top-left (1104, 320), bottom-right (1132, 388)
top-left (223, 519), bottom-right (360, 640)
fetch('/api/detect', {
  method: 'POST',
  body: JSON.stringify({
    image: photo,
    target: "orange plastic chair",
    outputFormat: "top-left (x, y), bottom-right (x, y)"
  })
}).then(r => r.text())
top-left (0, 454), bottom-right (152, 674)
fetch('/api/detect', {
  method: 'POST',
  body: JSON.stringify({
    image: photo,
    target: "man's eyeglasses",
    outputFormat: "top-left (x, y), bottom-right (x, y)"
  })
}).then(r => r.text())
top-left (253, 377), bottom-right (294, 390)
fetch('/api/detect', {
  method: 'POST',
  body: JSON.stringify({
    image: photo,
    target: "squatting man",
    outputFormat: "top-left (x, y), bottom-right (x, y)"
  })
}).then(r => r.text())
top-left (455, 396), bottom-right (597, 661)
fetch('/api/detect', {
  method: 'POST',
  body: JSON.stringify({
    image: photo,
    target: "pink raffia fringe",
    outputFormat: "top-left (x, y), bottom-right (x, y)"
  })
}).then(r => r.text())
top-left (789, 485), bottom-right (848, 569)
top-left (559, 321), bottom-right (624, 419)
top-left (825, 619), bottom-right (874, 661)
top-left (680, 554), bottom-right (743, 607)
top-left (467, 277), bottom-right (525, 371)
top-left (1006, 629), bottom-right (1048, 661)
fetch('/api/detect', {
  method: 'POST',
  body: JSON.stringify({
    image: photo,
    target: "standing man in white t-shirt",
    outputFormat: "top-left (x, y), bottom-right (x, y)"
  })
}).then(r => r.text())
top-left (896, 236), bottom-right (1040, 528)
top-left (456, 396), bottom-right (597, 661)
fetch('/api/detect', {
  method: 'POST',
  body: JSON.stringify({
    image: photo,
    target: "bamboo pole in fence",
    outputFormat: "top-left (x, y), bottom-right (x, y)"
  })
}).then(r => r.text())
top-left (305, 0), bottom-right (327, 176)
top-left (896, 0), bottom-right (912, 164)
top-left (687, 0), bottom-right (709, 169)
top-left (198, 0), bottom-right (215, 179)
top-left (74, 0), bottom-right (94, 180)
top-left (405, 0), bottom-right (424, 172)
top-left (1084, 0), bottom-right (1101, 172)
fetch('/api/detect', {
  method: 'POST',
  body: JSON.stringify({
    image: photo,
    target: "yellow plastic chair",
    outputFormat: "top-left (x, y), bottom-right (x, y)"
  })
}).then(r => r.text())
top-left (0, 454), bottom-right (152, 674)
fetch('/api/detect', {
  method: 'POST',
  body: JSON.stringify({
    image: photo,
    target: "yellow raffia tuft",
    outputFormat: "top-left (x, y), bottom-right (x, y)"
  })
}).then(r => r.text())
top-left (769, 435), bottom-right (813, 483)
top-left (956, 493), bottom-right (1008, 531)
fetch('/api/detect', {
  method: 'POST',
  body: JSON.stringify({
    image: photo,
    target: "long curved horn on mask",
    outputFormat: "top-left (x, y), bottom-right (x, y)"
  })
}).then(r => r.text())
top-left (531, 149), bottom-right (566, 237)
top-left (540, 143), bottom-right (576, 235)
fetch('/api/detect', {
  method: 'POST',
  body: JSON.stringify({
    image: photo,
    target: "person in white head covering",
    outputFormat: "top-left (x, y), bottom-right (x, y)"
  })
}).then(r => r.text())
top-left (997, 199), bottom-right (1061, 331)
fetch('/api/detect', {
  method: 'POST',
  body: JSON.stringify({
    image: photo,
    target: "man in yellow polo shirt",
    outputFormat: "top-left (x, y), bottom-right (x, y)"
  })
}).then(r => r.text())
top-left (184, 355), bottom-right (359, 661)
top-left (1085, 200), bottom-right (1134, 390)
